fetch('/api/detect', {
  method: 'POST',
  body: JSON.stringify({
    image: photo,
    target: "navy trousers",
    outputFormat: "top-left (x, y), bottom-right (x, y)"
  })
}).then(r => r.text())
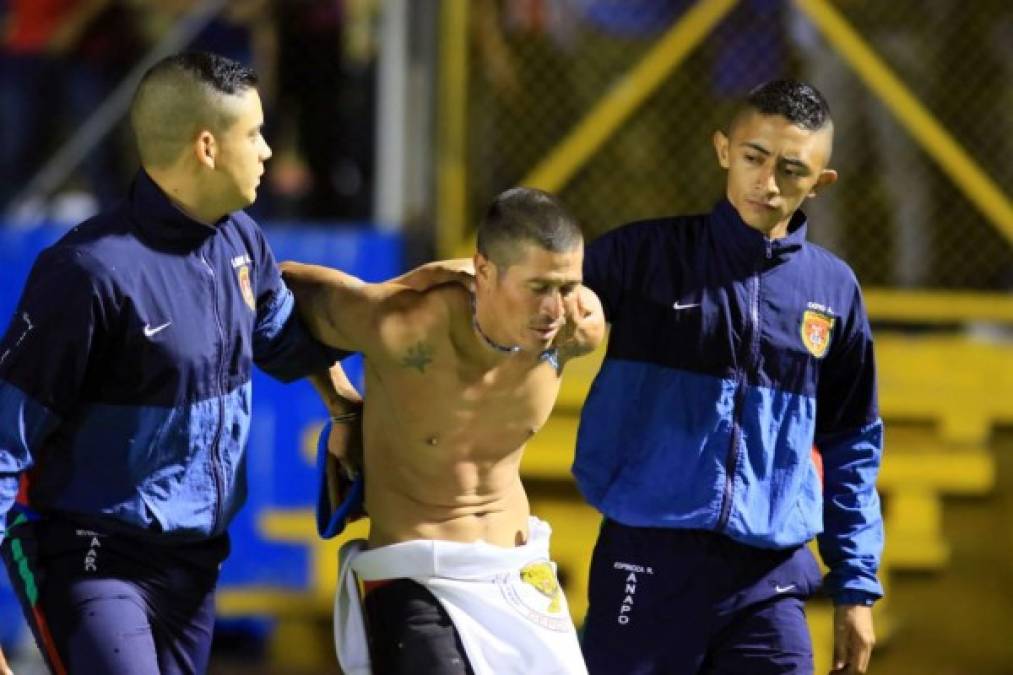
top-left (582, 520), bottom-right (823, 675)
top-left (2, 514), bottom-right (225, 675)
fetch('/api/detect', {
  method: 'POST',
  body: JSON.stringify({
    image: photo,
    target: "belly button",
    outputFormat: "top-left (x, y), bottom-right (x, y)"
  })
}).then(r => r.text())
top-left (426, 436), bottom-right (439, 446)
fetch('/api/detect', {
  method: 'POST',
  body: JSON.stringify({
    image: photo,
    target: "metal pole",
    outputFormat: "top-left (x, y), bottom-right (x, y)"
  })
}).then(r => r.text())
top-left (435, 0), bottom-right (468, 258)
top-left (374, 0), bottom-right (409, 231)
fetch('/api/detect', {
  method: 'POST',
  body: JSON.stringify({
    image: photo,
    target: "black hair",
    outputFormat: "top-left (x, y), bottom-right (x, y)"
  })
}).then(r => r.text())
top-left (149, 51), bottom-right (258, 95)
top-left (130, 52), bottom-right (259, 167)
top-left (742, 79), bottom-right (831, 130)
top-left (477, 187), bottom-right (582, 267)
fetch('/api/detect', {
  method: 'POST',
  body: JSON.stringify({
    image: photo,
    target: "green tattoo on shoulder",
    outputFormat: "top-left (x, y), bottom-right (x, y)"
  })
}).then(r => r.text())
top-left (401, 342), bottom-right (433, 373)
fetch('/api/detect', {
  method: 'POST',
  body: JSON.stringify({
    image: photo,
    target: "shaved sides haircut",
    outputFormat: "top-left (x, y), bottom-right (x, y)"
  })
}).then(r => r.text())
top-left (731, 79), bottom-right (833, 132)
top-left (130, 52), bottom-right (258, 168)
top-left (477, 187), bottom-right (583, 268)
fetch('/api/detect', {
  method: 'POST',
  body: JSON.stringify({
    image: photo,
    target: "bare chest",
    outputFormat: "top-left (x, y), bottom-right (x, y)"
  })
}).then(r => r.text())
top-left (368, 356), bottom-right (562, 456)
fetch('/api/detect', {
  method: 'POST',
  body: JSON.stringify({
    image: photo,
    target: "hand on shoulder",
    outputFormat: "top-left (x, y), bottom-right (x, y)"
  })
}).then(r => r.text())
top-left (390, 258), bottom-right (475, 293)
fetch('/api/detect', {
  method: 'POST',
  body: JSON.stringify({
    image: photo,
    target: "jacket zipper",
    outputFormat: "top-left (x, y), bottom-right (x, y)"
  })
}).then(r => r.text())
top-left (717, 238), bottom-right (773, 531)
top-left (200, 251), bottom-right (227, 534)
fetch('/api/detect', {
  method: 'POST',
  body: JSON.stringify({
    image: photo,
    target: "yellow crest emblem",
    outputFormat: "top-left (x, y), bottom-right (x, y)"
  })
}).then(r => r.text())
top-left (520, 561), bottom-right (563, 614)
top-left (800, 309), bottom-right (834, 358)
top-left (237, 265), bottom-right (256, 311)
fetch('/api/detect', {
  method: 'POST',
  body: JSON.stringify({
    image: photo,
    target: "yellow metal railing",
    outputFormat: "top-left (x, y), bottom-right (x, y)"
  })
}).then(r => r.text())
top-left (794, 0), bottom-right (1013, 247)
top-left (521, 0), bottom-right (738, 193)
top-left (438, 0), bottom-right (1012, 318)
top-left (450, 0), bottom-right (737, 258)
top-left (436, 0), bottom-right (470, 258)
top-left (864, 290), bottom-right (1013, 324)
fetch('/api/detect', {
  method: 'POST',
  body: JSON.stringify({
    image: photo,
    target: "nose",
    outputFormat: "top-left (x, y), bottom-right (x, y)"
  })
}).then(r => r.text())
top-left (261, 139), bottom-right (273, 162)
top-left (542, 291), bottom-right (564, 322)
top-left (757, 164), bottom-right (778, 196)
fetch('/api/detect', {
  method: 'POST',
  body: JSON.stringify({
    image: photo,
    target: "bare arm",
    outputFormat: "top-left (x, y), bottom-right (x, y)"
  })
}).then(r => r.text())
top-left (280, 261), bottom-right (407, 354)
top-left (280, 258), bottom-right (469, 355)
top-left (556, 285), bottom-right (606, 364)
top-left (832, 604), bottom-right (875, 674)
top-left (307, 362), bottom-right (364, 474)
top-left (390, 258), bottom-right (474, 291)
top-left (307, 362), bottom-right (366, 518)
top-left (308, 361), bottom-right (363, 418)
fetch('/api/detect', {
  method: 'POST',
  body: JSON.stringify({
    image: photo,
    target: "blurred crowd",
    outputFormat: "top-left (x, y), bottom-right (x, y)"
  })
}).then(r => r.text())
top-left (0, 0), bottom-right (378, 223)
top-left (3, 0), bottom-right (1010, 286)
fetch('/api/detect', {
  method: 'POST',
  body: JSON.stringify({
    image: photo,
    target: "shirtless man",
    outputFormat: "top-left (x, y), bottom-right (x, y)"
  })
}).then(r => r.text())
top-left (282, 187), bottom-right (603, 675)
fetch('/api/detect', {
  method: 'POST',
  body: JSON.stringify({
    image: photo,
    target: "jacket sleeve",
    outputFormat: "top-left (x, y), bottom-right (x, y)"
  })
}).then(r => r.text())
top-left (814, 284), bottom-right (885, 604)
top-left (0, 247), bottom-right (107, 545)
top-left (583, 225), bottom-right (633, 323)
top-left (250, 228), bottom-right (351, 382)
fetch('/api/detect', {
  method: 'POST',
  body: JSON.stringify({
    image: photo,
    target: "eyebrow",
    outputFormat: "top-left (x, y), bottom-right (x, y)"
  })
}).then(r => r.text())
top-left (741, 142), bottom-right (811, 172)
top-left (741, 141), bottom-right (771, 157)
top-left (781, 157), bottom-right (810, 172)
top-left (528, 276), bottom-right (581, 286)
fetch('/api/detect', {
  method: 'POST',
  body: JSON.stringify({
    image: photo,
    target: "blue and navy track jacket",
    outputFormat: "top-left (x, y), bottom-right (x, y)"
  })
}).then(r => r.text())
top-left (0, 171), bottom-right (341, 546)
top-left (575, 199), bottom-right (884, 602)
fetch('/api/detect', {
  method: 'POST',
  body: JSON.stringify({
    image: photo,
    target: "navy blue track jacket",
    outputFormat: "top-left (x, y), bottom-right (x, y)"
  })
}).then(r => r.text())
top-left (575, 199), bottom-right (884, 602)
top-left (0, 171), bottom-right (342, 546)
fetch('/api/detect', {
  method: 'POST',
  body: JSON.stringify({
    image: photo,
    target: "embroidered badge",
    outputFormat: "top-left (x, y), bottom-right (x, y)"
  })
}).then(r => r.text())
top-left (800, 308), bottom-right (834, 358)
top-left (497, 559), bottom-right (571, 631)
top-left (237, 265), bottom-right (256, 311)
top-left (520, 560), bottom-right (563, 614)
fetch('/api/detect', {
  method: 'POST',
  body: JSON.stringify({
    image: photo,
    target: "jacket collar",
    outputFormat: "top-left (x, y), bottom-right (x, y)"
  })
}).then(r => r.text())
top-left (129, 170), bottom-right (227, 245)
top-left (710, 198), bottom-right (807, 265)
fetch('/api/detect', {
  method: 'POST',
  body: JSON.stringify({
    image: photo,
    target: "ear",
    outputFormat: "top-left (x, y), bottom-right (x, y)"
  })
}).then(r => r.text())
top-left (474, 252), bottom-right (493, 288)
top-left (713, 130), bottom-right (730, 169)
top-left (194, 130), bottom-right (216, 169)
top-left (808, 168), bottom-right (838, 198)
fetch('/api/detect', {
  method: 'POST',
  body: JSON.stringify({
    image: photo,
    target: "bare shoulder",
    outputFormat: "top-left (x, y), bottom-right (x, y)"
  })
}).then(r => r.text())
top-left (422, 281), bottom-right (472, 318)
top-left (380, 280), bottom-right (466, 323)
top-left (374, 282), bottom-right (466, 362)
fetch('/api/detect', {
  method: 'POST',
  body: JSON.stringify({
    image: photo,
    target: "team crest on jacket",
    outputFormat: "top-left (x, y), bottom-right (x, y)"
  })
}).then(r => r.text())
top-left (800, 308), bottom-right (834, 358)
top-left (237, 265), bottom-right (256, 311)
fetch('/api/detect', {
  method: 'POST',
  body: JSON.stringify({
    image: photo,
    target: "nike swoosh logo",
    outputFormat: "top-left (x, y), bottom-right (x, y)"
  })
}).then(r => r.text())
top-left (672, 301), bottom-right (701, 310)
top-left (774, 584), bottom-right (796, 593)
top-left (143, 321), bottom-right (171, 338)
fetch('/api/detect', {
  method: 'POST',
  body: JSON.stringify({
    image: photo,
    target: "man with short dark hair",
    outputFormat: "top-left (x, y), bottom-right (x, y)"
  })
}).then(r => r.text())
top-left (0, 52), bottom-right (359, 674)
top-left (576, 79), bottom-right (883, 675)
top-left (282, 187), bottom-right (605, 675)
